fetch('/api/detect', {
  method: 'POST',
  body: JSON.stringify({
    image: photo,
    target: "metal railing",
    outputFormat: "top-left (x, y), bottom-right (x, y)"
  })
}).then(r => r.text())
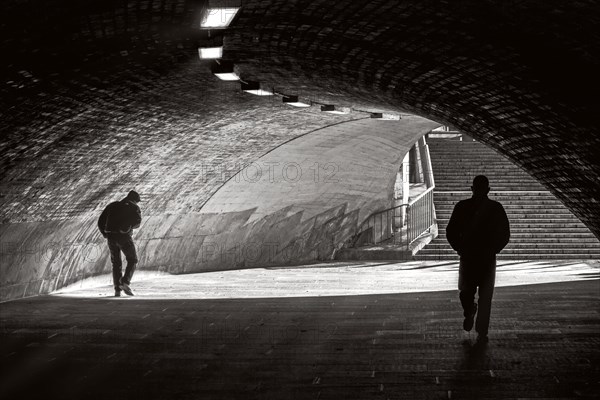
top-left (353, 204), bottom-right (408, 248)
top-left (407, 188), bottom-right (435, 244)
top-left (352, 186), bottom-right (435, 249)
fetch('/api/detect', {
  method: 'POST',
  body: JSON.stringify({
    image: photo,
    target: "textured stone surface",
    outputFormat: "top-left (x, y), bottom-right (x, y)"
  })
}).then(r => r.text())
top-left (1, 265), bottom-right (599, 399)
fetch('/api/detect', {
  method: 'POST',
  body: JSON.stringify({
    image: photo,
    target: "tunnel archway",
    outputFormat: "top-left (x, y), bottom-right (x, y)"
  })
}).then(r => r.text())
top-left (2, 0), bottom-right (599, 301)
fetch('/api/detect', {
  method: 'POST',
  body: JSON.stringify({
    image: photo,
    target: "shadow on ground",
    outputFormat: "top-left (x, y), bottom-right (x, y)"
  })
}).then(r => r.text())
top-left (1, 280), bottom-right (599, 399)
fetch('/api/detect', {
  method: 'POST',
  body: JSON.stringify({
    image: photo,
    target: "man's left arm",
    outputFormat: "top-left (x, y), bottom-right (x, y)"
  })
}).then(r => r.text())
top-left (446, 202), bottom-right (464, 254)
top-left (494, 204), bottom-right (510, 253)
top-left (131, 205), bottom-right (142, 230)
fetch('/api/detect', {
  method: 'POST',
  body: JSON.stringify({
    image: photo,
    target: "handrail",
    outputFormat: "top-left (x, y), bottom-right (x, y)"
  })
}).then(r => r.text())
top-left (360, 203), bottom-right (409, 227)
top-left (350, 135), bottom-right (438, 250)
top-left (359, 185), bottom-right (434, 233)
top-left (406, 188), bottom-right (435, 244)
top-left (352, 185), bottom-right (436, 248)
top-left (408, 185), bottom-right (434, 206)
top-left (352, 203), bottom-right (409, 248)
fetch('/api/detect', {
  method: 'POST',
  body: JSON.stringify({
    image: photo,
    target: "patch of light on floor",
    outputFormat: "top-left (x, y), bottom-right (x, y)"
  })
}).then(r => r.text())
top-left (51, 260), bottom-right (600, 300)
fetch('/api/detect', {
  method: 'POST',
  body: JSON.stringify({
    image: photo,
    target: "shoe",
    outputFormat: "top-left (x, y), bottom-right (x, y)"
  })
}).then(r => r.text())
top-left (119, 281), bottom-right (134, 296)
top-left (476, 334), bottom-right (489, 344)
top-left (463, 303), bottom-right (478, 331)
top-left (114, 290), bottom-right (121, 297)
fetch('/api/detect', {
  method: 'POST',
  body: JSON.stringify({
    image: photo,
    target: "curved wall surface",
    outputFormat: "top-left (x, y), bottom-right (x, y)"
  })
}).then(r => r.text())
top-left (0, 116), bottom-right (437, 302)
top-left (198, 117), bottom-right (439, 270)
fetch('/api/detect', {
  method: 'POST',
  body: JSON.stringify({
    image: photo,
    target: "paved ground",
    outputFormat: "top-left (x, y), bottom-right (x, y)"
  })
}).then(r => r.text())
top-left (1, 261), bottom-right (599, 399)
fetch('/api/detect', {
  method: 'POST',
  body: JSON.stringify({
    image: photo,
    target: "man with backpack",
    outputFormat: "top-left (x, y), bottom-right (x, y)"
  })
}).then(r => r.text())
top-left (446, 176), bottom-right (510, 343)
top-left (98, 190), bottom-right (142, 297)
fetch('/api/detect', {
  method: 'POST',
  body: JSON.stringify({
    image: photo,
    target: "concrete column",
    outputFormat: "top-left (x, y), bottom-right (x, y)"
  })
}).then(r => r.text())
top-left (408, 144), bottom-right (423, 183)
top-left (393, 152), bottom-right (410, 230)
top-left (400, 152), bottom-right (410, 226)
top-left (418, 136), bottom-right (435, 188)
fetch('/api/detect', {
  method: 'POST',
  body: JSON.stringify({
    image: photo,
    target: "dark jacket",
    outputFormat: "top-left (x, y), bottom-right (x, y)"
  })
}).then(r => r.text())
top-left (98, 198), bottom-right (142, 237)
top-left (446, 195), bottom-right (510, 257)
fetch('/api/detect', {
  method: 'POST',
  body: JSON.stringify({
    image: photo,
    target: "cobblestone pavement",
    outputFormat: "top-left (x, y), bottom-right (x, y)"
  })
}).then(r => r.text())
top-left (1, 261), bottom-right (599, 399)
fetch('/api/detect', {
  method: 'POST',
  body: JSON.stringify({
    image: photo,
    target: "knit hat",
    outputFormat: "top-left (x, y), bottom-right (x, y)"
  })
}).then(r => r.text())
top-left (126, 190), bottom-right (141, 202)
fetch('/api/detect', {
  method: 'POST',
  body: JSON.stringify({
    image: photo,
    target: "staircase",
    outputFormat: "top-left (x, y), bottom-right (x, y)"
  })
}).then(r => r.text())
top-left (415, 136), bottom-right (600, 260)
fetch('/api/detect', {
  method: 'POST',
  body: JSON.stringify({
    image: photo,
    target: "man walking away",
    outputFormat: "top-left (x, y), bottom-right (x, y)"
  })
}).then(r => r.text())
top-left (98, 190), bottom-right (142, 297)
top-left (446, 175), bottom-right (510, 343)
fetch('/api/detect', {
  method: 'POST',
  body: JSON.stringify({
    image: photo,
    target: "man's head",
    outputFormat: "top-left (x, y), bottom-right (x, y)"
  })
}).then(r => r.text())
top-left (126, 190), bottom-right (141, 203)
top-left (471, 175), bottom-right (490, 196)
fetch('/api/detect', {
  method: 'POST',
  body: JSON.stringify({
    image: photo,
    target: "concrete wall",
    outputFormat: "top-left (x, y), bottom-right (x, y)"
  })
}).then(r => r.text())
top-left (197, 117), bottom-right (439, 270)
top-left (0, 117), bottom-right (438, 302)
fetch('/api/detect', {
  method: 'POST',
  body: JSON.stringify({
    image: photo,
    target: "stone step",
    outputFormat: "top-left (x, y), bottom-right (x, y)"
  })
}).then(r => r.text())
top-left (417, 251), bottom-right (600, 257)
top-left (431, 166), bottom-right (526, 170)
top-left (434, 200), bottom-right (566, 207)
top-left (435, 213), bottom-right (577, 219)
top-left (421, 242), bottom-right (600, 255)
top-left (433, 179), bottom-right (541, 183)
top-left (430, 154), bottom-right (514, 158)
top-left (434, 198), bottom-right (564, 202)
top-left (423, 242), bottom-right (600, 250)
top-left (433, 179), bottom-right (542, 184)
top-left (434, 232), bottom-right (599, 239)
top-left (427, 147), bottom-right (507, 153)
top-left (436, 222), bottom-right (586, 228)
top-left (435, 213), bottom-right (582, 219)
top-left (414, 253), bottom-right (600, 260)
top-left (434, 183), bottom-right (544, 187)
top-left (431, 163), bottom-right (532, 167)
top-left (434, 204), bottom-right (568, 210)
top-left (435, 219), bottom-right (587, 228)
top-left (434, 197), bottom-right (564, 202)
top-left (431, 166), bottom-right (534, 171)
top-left (430, 156), bottom-right (510, 159)
top-left (435, 188), bottom-right (546, 192)
top-left (436, 229), bottom-right (595, 236)
top-left (433, 191), bottom-right (560, 197)
top-left (431, 235), bottom-right (600, 242)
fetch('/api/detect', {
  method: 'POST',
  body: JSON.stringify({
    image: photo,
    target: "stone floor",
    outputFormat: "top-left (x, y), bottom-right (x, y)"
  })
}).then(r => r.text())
top-left (1, 260), bottom-right (599, 399)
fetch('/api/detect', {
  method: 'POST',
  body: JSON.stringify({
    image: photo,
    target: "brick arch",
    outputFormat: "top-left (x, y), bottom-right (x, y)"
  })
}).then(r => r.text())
top-left (2, 0), bottom-right (600, 300)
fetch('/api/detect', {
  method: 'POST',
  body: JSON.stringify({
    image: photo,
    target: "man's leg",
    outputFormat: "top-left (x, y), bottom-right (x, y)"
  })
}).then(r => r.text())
top-left (475, 260), bottom-right (497, 338)
top-left (119, 235), bottom-right (138, 295)
top-left (458, 259), bottom-right (478, 331)
top-left (107, 237), bottom-right (122, 295)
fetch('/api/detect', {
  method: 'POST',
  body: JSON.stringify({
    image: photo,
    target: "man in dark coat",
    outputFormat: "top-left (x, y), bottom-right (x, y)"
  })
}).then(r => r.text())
top-left (446, 175), bottom-right (510, 342)
top-left (98, 190), bottom-right (142, 297)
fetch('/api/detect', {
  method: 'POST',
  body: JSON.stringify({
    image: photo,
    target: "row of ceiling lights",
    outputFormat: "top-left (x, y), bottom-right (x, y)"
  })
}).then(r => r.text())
top-left (196, 1), bottom-right (400, 120)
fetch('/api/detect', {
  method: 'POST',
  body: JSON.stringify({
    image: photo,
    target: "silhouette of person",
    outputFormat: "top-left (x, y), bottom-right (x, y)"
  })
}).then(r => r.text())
top-left (446, 175), bottom-right (510, 342)
top-left (98, 190), bottom-right (142, 297)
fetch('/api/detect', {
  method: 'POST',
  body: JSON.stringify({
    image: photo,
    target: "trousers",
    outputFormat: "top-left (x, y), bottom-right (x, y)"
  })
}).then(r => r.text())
top-left (106, 233), bottom-right (138, 290)
top-left (458, 253), bottom-right (496, 335)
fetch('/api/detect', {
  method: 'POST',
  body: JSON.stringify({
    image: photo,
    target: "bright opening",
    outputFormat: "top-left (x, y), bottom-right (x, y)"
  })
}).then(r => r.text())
top-left (199, 46), bottom-right (223, 59)
top-left (200, 7), bottom-right (240, 28)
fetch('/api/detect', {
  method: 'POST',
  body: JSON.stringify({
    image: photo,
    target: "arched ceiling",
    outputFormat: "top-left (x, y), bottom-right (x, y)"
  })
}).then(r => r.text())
top-left (1, 0), bottom-right (599, 237)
